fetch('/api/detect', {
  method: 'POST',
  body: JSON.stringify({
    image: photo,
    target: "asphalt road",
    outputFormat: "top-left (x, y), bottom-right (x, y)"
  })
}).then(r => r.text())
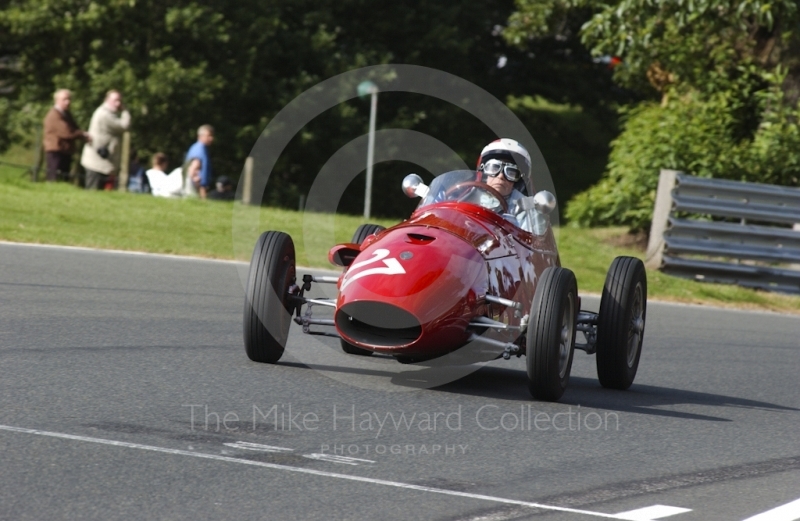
top-left (1, 242), bottom-right (799, 521)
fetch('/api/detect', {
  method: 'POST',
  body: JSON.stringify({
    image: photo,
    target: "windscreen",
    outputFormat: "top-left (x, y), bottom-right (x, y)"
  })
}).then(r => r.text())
top-left (416, 170), bottom-right (478, 210)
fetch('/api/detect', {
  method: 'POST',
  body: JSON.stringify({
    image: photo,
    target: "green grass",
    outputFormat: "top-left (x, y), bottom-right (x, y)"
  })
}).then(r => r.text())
top-left (0, 143), bottom-right (37, 167)
top-left (2, 153), bottom-right (799, 314)
top-left (0, 163), bottom-right (397, 266)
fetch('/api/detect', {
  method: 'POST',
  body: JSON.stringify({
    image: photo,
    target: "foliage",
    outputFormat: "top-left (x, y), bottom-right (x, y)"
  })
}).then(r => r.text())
top-left (507, 95), bottom-right (617, 206)
top-left (578, 0), bottom-right (800, 95)
top-left (1, 0), bottom-right (619, 218)
top-left (506, 0), bottom-right (800, 229)
top-left (567, 77), bottom-right (800, 230)
top-left (566, 96), bottom-right (737, 229)
top-left (503, 0), bottom-right (638, 115)
top-left (507, 0), bottom-right (800, 95)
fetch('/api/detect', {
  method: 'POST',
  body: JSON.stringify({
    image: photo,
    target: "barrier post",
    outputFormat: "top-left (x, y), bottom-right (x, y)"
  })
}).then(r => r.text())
top-left (242, 156), bottom-right (253, 205)
top-left (645, 169), bottom-right (680, 270)
top-left (118, 131), bottom-right (130, 191)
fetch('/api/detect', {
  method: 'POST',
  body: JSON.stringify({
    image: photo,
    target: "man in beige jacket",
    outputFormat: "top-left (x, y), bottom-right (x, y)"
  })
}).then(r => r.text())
top-left (80, 90), bottom-right (131, 190)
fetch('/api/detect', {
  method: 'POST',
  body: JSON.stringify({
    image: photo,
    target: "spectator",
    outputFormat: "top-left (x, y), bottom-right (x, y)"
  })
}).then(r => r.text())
top-left (184, 124), bottom-right (214, 199)
top-left (146, 152), bottom-right (183, 198)
top-left (80, 89), bottom-right (131, 190)
top-left (42, 89), bottom-right (91, 182)
top-left (126, 150), bottom-right (149, 193)
top-left (208, 175), bottom-right (235, 201)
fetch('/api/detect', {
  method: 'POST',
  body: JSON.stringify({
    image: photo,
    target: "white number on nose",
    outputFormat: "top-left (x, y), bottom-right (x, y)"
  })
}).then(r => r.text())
top-left (341, 248), bottom-right (406, 290)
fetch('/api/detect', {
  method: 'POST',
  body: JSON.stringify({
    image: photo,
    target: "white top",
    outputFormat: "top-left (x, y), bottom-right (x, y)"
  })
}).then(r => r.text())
top-left (146, 167), bottom-right (183, 198)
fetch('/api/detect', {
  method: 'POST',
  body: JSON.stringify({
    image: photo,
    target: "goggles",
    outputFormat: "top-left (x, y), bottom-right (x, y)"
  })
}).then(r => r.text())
top-left (480, 159), bottom-right (522, 182)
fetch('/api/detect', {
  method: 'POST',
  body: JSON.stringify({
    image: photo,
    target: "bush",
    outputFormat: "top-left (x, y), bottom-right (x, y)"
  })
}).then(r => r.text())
top-left (566, 87), bottom-right (800, 231)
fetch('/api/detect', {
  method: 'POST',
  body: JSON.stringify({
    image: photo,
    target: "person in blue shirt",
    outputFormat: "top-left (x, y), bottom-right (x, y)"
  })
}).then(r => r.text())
top-left (184, 124), bottom-right (214, 199)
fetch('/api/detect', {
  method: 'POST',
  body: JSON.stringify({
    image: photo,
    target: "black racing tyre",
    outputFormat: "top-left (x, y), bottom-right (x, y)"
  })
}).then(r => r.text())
top-left (526, 267), bottom-right (578, 401)
top-left (596, 256), bottom-right (647, 390)
top-left (243, 231), bottom-right (296, 363)
top-left (339, 224), bottom-right (385, 356)
top-left (351, 223), bottom-right (385, 245)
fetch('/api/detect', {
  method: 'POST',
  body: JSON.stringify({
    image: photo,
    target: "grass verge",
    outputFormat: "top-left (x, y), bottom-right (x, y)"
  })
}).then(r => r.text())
top-left (2, 162), bottom-right (799, 314)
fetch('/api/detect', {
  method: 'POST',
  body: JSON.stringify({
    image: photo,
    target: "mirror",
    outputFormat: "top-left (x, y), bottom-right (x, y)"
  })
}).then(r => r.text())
top-left (402, 173), bottom-right (429, 199)
top-left (533, 190), bottom-right (556, 215)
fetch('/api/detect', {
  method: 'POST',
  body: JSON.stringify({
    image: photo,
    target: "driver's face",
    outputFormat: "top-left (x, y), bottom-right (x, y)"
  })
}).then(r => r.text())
top-left (485, 173), bottom-right (514, 197)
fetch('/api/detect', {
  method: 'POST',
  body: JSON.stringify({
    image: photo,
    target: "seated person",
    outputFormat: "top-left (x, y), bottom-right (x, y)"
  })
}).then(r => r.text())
top-left (208, 175), bottom-right (235, 201)
top-left (182, 162), bottom-right (199, 198)
top-left (126, 149), bottom-right (149, 194)
top-left (146, 152), bottom-right (183, 198)
top-left (476, 138), bottom-right (534, 231)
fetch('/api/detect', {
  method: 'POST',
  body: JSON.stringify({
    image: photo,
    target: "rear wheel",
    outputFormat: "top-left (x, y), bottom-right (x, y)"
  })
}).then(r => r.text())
top-left (243, 231), bottom-right (296, 363)
top-left (596, 256), bottom-right (647, 389)
top-left (340, 224), bottom-right (385, 356)
top-left (526, 267), bottom-right (578, 401)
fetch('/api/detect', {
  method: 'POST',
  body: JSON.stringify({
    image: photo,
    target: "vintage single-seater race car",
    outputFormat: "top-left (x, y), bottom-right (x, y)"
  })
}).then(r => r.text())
top-left (242, 169), bottom-right (647, 401)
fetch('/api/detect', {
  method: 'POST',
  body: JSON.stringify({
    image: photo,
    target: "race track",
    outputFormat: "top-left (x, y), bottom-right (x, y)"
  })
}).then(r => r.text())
top-left (1, 242), bottom-right (799, 521)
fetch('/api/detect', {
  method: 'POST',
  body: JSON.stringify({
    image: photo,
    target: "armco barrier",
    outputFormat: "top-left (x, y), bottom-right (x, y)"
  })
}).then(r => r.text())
top-left (645, 169), bottom-right (800, 294)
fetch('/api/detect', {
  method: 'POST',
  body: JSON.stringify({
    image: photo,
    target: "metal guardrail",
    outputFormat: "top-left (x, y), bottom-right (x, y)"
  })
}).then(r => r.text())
top-left (645, 170), bottom-right (800, 294)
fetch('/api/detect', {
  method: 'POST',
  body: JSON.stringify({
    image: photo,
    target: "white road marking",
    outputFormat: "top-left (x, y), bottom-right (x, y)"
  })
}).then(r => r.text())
top-left (0, 240), bottom-right (248, 265)
top-left (1, 423), bottom-right (649, 520)
top-left (303, 453), bottom-right (375, 465)
top-left (457, 512), bottom-right (520, 521)
top-left (741, 497), bottom-right (800, 521)
top-left (223, 441), bottom-right (294, 452)
top-left (614, 504), bottom-right (692, 520)
top-left (0, 241), bottom-right (340, 275)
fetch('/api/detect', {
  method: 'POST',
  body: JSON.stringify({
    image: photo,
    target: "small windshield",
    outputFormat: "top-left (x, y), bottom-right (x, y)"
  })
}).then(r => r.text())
top-left (417, 170), bottom-right (485, 210)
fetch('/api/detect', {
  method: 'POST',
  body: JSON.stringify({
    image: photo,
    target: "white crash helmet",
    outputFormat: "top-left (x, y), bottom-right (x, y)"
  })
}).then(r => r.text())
top-left (478, 138), bottom-right (533, 195)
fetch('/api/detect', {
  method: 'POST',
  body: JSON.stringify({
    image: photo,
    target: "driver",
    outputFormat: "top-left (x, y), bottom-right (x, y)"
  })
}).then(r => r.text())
top-left (476, 138), bottom-right (533, 227)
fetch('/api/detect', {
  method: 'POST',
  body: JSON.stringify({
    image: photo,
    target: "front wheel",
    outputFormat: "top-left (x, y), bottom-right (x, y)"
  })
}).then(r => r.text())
top-left (526, 267), bottom-right (578, 401)
top-left (596, 256), bottom-right (647, 389)
top-left (243, 231), bottom-right (296, 363)
top-left (351, 223), bottom-right (385, 245)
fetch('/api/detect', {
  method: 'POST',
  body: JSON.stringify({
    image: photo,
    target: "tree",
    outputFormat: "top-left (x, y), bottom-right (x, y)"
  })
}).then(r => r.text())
top-left (0, 0), bottom-right (523, 215)
top-left (1, 0), bottom-right (628, 217)
top-left (506, 0), bottom-right (800, 229)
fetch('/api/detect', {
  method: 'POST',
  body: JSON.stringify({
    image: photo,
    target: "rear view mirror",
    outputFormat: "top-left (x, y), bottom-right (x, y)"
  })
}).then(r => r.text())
top-left (402, 174), bottom-right (429, 199)
top-left (533, 191), bottom-right (556, 215)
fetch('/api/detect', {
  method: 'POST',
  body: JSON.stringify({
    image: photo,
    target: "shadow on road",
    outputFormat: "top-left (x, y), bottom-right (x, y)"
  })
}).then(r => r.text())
top-left (280, 360), bottom-right (797, 422)
top-left (432, 366), bottom-right (799, 421)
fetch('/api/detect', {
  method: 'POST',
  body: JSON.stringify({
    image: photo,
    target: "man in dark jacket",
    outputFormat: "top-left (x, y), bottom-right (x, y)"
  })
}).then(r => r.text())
top-left (42, 89), bottom-right (91, 182)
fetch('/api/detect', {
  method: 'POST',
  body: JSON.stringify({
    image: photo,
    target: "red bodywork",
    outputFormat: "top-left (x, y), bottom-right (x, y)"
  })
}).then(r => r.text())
top-left (331, 201), bottom-right (560, 360)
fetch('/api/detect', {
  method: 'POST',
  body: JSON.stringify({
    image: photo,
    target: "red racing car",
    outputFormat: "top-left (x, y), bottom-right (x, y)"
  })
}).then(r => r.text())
top-left (243, 170), bottom-right (647, 401)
